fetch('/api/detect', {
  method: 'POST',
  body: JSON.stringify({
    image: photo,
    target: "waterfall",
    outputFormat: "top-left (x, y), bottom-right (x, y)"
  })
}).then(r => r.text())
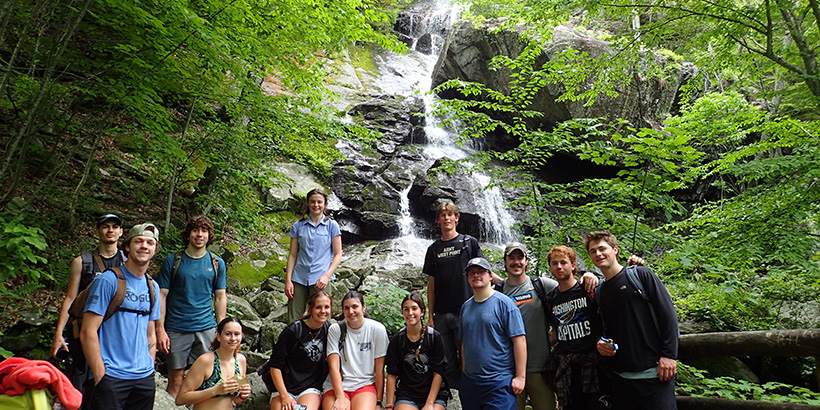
top-left (374, 0), bottom-right (518, 249)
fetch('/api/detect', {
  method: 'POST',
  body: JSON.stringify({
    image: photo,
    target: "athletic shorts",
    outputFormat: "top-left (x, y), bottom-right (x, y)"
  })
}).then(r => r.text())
top-left (322, 384), bottom-right (377, 401)
top-left (167, 327), bottom-right (216, 370)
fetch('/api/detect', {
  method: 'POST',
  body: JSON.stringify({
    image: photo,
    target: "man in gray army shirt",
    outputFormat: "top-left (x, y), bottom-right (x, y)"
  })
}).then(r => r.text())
top-left (495, 242), bottom-right (599, 410)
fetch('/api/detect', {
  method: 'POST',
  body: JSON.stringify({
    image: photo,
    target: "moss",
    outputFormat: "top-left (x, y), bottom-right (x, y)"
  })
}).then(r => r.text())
top-left (348, 44), bottom-right (379, 74)
top-left (227, 258), bottom-right (288, 287)
top-left (264, 211), bottom-right (299, 233)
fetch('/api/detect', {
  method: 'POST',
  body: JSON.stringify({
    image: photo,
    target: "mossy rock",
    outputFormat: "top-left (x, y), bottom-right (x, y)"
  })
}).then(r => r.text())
top-left (228, 258), bottom-right (287, 287)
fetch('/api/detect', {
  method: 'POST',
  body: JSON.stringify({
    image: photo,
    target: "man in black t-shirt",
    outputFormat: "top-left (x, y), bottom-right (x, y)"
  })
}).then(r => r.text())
top-left (423, 201), bottom-right (500, 389)
top-left (545, 246), bottom-right (610, 410)
top-left (50, 213), bottom-right (126, 391)
top-left (585, 231), bottom-right (679, 410)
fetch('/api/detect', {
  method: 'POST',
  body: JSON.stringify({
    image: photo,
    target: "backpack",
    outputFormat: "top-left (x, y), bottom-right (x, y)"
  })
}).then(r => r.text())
top-left (258, 320), bottom-right (328, 392)
top-left (170, 251), bottom-right (220, 290)
top-left (67, 267), bottom-right (156, 336)
top-left (79, 249), bottom-right (127, 292)
top-left (258, 321), bottom-right (306, 392)
top-left (609, 265), bottom-right (679, 340)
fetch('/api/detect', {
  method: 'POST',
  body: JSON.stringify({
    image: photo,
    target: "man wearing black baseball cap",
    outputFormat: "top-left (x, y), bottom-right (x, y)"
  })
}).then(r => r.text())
top-left (50, 213), bottom-right (126, 391)
top-left (459, 257), bottom-right (526, 410)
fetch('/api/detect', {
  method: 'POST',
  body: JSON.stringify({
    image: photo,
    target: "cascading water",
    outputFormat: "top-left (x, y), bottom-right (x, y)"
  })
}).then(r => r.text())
top-left (372, 0), bottom-right (518, 267)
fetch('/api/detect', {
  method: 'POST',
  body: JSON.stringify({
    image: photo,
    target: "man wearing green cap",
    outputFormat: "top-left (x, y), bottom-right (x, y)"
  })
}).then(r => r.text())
top-left (50, 213), bottom-right (127, 391)
top-left (80, 223), bottom-right (161, 410)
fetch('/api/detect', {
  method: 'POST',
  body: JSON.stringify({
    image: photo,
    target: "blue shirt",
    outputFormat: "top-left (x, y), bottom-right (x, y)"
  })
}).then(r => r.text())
top-left (84, 266), bottom-right (161, 379)
top-left (289, 217), bottom-right (341, 286)
top-left (158, 252), bottom-right (227, 332)
top-left (459, 291), bottom-right (526, 382)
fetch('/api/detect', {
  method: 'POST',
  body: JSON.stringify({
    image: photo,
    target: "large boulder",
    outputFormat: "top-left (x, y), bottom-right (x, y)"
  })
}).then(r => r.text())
top-left (262, 163), bottom-right (324, 212)
top-left (432, 21), bottom-right (693, 141)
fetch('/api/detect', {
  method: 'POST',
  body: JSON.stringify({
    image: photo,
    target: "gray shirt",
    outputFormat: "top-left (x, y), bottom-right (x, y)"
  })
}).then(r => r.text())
top-left (500, 276), bottom-right (558, 373)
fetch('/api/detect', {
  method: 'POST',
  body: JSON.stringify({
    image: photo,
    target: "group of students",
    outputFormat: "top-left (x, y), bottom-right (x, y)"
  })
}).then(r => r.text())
top-left (268, 290), bottom-right (446, 410)
top-left (47, 187), bottom-right (679, 410)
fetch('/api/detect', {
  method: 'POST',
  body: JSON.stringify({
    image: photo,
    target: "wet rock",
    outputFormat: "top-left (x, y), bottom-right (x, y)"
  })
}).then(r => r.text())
top-left (228, 294), bottom-right (261, 322)
top-left (417, 33), bottom-right (433, 54)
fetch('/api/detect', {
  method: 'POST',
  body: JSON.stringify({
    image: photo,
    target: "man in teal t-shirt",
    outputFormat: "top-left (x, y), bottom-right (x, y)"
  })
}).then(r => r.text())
top-left (156, 215), bottom-right (227, 397)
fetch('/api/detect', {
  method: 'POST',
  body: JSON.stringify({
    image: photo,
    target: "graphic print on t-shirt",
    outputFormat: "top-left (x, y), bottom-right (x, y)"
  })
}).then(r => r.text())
top-left (303, 339), bottom-right (324, 362)
top-left (359, 342), bottom-right (372, 351)
top-left (552, 296), bottom-right (592, 341)
top-left (508, 291), bottom-right (535, 306)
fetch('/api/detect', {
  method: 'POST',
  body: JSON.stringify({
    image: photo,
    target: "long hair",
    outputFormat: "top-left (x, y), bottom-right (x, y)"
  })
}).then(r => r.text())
top-left (401, 292), bottom-right (426, 317)
top-left (211, 317), bottom-right (243, 356)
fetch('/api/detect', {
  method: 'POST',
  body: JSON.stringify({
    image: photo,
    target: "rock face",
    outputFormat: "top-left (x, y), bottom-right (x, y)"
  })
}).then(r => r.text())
top-left (262, 163), bottom-right (325, 212)
top-left (432, 21), bottom-right (694, 147)
top-left (330, 95), bottom-right (426, 242)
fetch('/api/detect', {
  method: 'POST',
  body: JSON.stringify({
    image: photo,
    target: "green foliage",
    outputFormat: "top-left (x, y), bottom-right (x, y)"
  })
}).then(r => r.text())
top-left (677, 363), bottom-right (820, 404)
top-left (0, 331), bottom-right (12, 359)
top-left (363, 284), bottom-right (408, 336)
top-left (433, 24), bottom-right (820, 332)
top-left (0, 216), bottom-right (49, 293)
top-left (462, 0), bottom-right (820, 108)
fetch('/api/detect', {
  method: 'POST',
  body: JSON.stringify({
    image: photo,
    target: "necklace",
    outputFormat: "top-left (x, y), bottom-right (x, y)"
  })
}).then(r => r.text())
top-left (307, 326), bottom-right (322, 342)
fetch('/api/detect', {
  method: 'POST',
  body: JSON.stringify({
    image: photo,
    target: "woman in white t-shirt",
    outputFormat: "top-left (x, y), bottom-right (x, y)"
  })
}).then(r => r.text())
top-left (322, 291), bottom-right (389, 410)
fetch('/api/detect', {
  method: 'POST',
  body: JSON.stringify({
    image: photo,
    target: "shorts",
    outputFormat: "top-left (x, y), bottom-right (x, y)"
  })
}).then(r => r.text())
top-left (322, 384), bottom-right (377, 401)
top-left (396, 399), bottom-right (448, 409)
top-left (167, 327), bottom-right (216, 370)
top-left (271, 388), bottom-right (322, 401)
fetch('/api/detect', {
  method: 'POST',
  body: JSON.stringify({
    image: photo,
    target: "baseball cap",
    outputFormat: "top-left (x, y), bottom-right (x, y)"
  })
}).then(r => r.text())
top-left (96, 213), bottom-right (122, 228)
top-left (125, 223), bottom-right (160, 243)
top-left (464, 257), bottom-right (492, 274)
top-left (504, 242), bottom-right (528, 258)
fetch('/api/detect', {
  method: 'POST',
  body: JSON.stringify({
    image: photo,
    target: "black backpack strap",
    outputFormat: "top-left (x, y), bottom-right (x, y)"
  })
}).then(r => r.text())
top-left (493, 280), bottom-right (504, 292)
top-left (170, 252), bottom-right (183, 285)
top-left (337, 322), bottom-right (348, 365)
top-left (625, 265), bottom-right (662, 339)
top-left (531, 276), bottom-right (557, 327)
top-left (209, 251), bottom-right (220, 290)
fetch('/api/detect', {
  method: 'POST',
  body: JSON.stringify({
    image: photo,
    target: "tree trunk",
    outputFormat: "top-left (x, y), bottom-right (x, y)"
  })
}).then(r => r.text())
top-left (679, 329), bottom-right (820, 358)
top-left (678, 396), bottom-right (820, 409)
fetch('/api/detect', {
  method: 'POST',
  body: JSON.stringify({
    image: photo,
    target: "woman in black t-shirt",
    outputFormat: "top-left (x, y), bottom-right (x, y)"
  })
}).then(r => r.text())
top-left (385, 293), bottom-right (448, 410)
top-left (269, 291), bottom-right (332, 410)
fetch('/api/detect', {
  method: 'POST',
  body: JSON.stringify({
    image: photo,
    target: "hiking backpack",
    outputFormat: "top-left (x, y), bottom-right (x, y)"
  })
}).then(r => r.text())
top-left (170, 251), bottom-right (220, 289)
top-left (494, 275), bottom-right (553, 324)
top-left (67, 267), bottom-right (156, 335)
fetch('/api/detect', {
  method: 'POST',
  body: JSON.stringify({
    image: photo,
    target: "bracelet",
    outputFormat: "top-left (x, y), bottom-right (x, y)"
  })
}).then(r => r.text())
top-left (384, 404), bottom-right (394, 409)
top-left (376, 400), bottom-right (383, 406)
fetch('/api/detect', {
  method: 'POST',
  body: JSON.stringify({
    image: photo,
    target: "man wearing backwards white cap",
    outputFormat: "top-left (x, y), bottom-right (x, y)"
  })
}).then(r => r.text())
top-left (80, 223), bottom-right (162, 410)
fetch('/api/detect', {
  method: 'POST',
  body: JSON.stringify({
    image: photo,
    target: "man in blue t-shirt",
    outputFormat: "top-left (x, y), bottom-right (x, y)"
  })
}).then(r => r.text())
top-left (459, 257), bottom-right (526, 410)
top-left (156, 215), bottom-right (227, 397)
top-left (80, 222), bottom-right (162, 410)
